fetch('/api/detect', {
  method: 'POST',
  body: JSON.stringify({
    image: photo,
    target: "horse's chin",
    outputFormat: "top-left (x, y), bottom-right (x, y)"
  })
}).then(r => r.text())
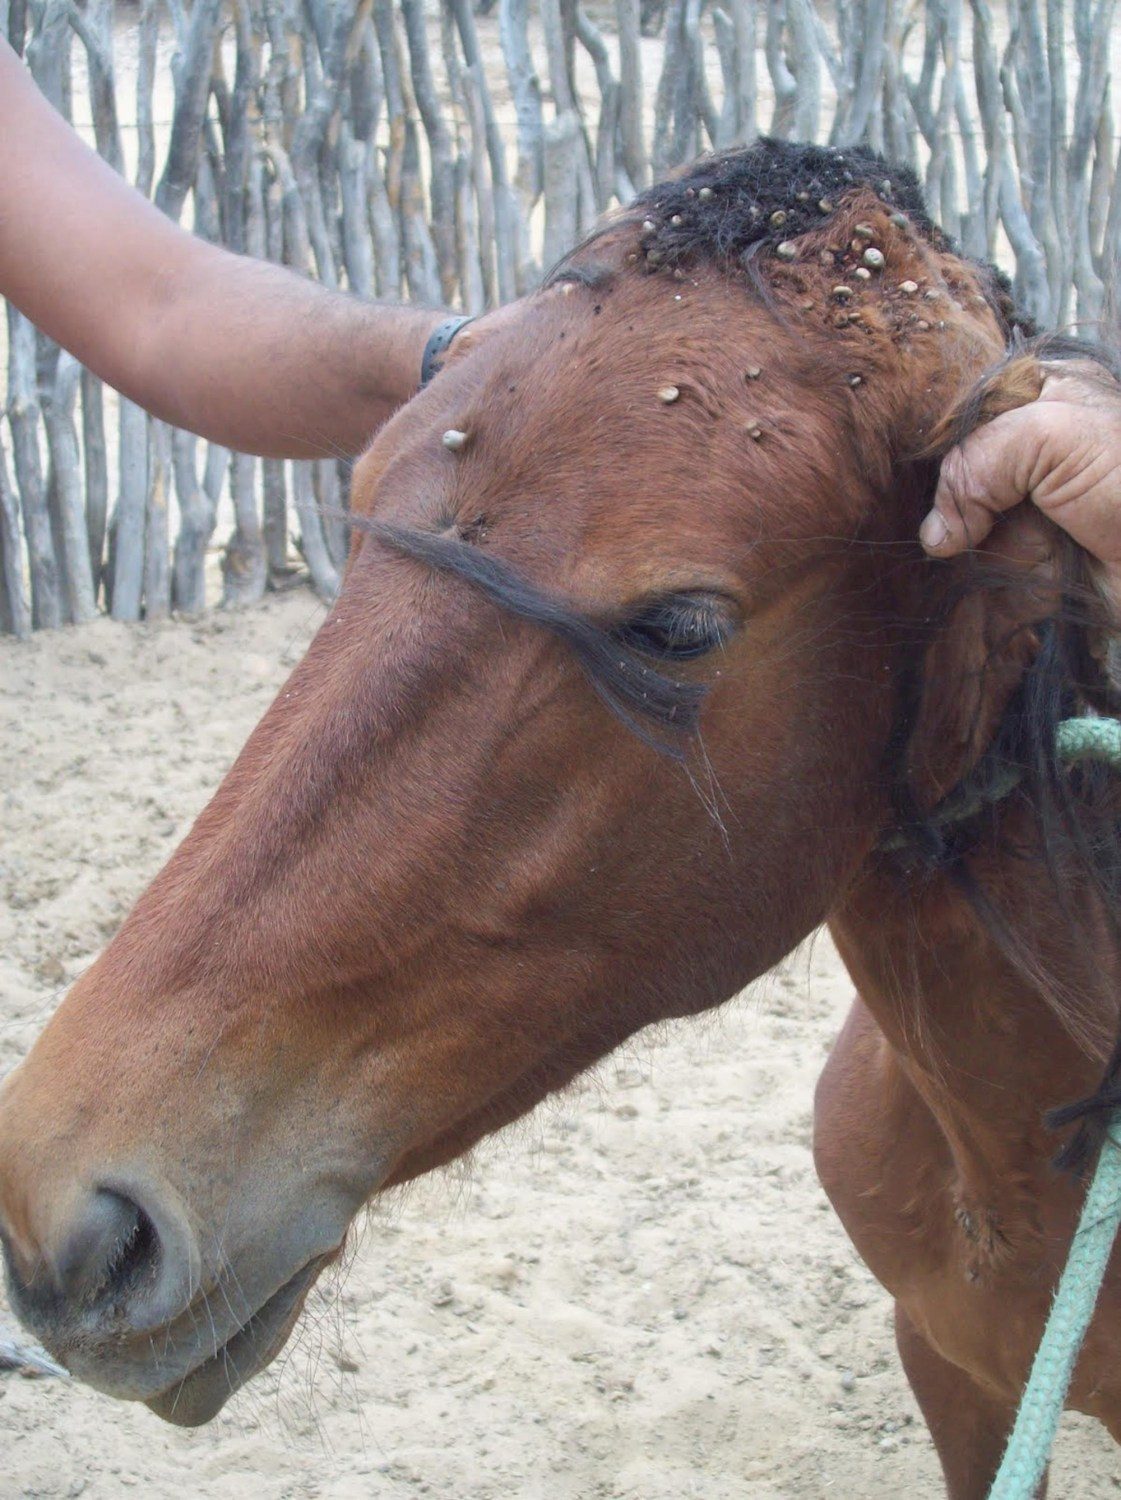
top-left (144, 1257), bottom-right (325, 1427)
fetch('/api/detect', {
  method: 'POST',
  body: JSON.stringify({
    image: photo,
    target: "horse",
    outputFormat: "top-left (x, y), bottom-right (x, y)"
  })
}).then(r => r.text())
top-left (1, 138), bottom-right (1119, 1496)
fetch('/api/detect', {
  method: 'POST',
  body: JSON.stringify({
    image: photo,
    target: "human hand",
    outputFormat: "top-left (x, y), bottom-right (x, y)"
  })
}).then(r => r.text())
top-left (919, 363), bottom-right (1121, 604)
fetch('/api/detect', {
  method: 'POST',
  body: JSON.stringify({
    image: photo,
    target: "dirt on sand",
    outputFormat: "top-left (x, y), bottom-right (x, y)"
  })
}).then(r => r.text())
top-left (1, 592), bottom-right (1118, 1499)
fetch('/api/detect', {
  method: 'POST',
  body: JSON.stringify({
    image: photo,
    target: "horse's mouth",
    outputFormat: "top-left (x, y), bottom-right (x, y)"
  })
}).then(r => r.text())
top-left (143, 1256), bottom-right (326, 1427)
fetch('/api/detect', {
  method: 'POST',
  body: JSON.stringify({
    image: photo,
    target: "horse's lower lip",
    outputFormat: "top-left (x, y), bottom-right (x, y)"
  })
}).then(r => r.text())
top-left (143, 1257), bottom-right (325, 1427)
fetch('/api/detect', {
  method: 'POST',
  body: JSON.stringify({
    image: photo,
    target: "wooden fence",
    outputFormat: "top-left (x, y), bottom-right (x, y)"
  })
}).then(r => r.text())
top-left (1, 0), bottom-right (1118, 635)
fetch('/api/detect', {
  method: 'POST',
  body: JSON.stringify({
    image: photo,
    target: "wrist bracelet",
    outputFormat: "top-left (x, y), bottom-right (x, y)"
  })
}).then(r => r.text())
top-left (419, 315), bottom-right (475, 389)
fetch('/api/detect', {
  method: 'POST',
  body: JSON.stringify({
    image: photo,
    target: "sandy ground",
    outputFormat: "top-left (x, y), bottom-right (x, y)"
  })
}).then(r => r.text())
top-left (3, 592), bottom-right (1121, 1499)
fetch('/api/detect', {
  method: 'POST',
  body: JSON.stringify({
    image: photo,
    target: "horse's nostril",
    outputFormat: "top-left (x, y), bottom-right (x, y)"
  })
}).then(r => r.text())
top-left (55, 1189), bottom-right (160, 1306)
top-left (2, 1175), bottom-right (199, 1348)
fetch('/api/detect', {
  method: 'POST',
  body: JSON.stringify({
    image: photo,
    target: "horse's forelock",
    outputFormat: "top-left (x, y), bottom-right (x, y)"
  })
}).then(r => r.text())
top-left (630, 138), bottom-right (936, 270)
top-left (552, 139), bottom-right (1020, 333)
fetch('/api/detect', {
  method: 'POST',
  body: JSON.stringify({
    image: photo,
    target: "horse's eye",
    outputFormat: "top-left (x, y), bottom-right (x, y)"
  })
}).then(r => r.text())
top-left (617, 593), bottom-right (736, 660)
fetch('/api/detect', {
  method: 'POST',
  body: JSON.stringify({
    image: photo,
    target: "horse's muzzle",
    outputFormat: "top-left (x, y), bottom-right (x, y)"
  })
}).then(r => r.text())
top-left (0, 1160), bottom-right (340, 1418)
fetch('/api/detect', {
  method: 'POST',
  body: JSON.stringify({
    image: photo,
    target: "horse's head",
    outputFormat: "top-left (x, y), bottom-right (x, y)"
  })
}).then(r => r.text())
top-left (0, 140), bottom-right (1022, 1422)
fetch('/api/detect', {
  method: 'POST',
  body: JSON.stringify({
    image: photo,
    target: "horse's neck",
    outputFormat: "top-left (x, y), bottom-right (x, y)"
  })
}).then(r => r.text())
top-left (827, 817), bottom-right (1107, 1182)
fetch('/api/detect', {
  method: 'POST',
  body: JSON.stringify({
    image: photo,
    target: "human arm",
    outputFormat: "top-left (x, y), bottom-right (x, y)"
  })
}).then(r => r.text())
top-left (0, 38), bottom-right (444, 458)
top-left (919, 363), bottom-right (1121, 602)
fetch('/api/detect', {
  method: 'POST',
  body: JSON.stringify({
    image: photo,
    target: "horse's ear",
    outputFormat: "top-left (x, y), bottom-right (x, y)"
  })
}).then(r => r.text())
top-left (902, 354), bottom-right (1059, 808)
top-left (905, 551), bottom-right (1049, 807)
top-left (918, 351), bottom-right (1045, 459)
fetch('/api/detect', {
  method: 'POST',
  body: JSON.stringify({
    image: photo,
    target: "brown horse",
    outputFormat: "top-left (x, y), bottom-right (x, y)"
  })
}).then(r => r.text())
top-left (1, 139), bottom-right (1119, 1495)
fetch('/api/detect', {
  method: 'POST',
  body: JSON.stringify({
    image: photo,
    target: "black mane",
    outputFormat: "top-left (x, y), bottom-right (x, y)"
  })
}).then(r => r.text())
top-left (890, 339), bottom-right (1121, 1170)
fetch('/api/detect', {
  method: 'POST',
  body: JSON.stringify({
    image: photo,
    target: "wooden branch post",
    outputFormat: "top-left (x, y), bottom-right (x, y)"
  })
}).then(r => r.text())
top-left (1, 0), bottom-right (1115, 634)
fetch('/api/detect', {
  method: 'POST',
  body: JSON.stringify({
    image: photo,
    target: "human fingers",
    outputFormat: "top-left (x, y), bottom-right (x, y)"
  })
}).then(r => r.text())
top-left (919, 403), bottom-right (1050, 557)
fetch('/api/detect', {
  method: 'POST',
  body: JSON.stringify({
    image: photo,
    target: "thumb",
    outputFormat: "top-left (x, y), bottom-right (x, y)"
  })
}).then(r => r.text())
top-left (919, 404), bottom-right (1046, 557)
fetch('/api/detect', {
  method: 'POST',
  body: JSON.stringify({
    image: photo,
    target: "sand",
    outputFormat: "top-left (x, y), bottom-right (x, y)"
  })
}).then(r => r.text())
top-left (1, 591), bottom-right (1119, 1499)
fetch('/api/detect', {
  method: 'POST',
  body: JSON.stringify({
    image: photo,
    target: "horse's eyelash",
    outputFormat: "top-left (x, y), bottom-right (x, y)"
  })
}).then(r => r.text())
top-left (615, 599), bottom-right (733, 658)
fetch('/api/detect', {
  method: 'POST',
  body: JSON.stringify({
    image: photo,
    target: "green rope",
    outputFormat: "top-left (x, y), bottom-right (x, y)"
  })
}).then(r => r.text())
top-left (990, 1122), bottom-right (1121, 1497)
top-left (988, 715), bottom-right (1121, 1500)
top-left (1053, 715), bottom-right (1121, 773)
top-left (881, 715), bottom-right (1121, 854)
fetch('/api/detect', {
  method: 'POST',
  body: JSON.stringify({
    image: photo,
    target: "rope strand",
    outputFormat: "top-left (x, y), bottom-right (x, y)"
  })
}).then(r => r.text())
top-left (989, 716), bottom-right (1121, 1500)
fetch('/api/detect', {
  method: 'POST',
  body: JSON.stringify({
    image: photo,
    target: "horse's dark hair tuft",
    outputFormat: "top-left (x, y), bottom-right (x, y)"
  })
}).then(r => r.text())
top-left (548, 137), bottom-right (1028, 336)
top-left (632, 138), bottom-right (937, 268)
